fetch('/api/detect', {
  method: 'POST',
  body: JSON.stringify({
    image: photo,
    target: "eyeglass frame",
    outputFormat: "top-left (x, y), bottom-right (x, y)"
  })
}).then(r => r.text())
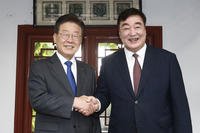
top-left (58, 32), bottom-right (82, 41)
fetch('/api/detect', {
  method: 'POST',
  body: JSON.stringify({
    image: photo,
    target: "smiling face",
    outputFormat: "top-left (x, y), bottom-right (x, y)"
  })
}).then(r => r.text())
top-left (119, 15), bottom-right (146, 53)
top-left (53, 22), bottom-right (82, 60)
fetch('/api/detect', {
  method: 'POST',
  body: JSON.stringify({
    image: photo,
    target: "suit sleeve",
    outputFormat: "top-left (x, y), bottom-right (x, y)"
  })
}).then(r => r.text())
top-left (95, 58), bottom-right (111, 114)
top-left (170, 54), bottom-right (192, 133)
top-left (28, 61), bottom-right (74, 119)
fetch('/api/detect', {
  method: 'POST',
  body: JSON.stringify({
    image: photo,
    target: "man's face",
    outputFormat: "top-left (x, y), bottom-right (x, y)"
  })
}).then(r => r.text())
top-left (119, 15), bottom-right (146, 52)
top-left (53, 22), bottom-right (82, 60)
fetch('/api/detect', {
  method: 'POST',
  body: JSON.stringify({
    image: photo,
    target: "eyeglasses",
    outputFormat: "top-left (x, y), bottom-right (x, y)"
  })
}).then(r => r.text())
top-left (58, 32), bottom-right (81, 40)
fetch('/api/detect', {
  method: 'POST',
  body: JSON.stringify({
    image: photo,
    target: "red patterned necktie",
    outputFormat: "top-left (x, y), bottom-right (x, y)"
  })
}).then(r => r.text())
top-left (133, 54), bottom-right (141, 95)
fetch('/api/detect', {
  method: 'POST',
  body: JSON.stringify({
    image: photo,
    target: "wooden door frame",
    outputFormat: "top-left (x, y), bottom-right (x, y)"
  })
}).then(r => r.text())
top-left (14, 25), bottom-right (162, 133)
top-left (14, 25), bottom-right (54, 133)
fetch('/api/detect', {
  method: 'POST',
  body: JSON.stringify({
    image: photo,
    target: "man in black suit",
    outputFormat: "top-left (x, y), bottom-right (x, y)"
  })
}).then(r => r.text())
top-left (28, 14), bottom-right (101, 133)
top-left (94, 8), bottom-right (192, 133)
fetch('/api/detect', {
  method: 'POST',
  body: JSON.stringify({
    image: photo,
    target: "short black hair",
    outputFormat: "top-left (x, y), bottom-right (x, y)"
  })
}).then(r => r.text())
top-left (117, 8), bottom-right (146, 28)
top-left (54, 13), bottom-right (85, 34)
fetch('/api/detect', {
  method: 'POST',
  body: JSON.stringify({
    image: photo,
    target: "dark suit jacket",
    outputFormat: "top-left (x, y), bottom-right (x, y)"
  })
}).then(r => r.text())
top-left (29, 54), bottom-right (101, 133)
top-left (96, 45), bottom-right (192, 133)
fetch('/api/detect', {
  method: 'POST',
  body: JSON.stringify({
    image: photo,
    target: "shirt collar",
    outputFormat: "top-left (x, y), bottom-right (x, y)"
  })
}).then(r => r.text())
top-left (124, 44), bottom-right (147, 59)
top-left (56, 52), bottom-right (76, 65)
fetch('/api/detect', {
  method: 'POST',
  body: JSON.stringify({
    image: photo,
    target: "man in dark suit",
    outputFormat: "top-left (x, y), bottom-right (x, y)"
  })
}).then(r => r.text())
top-left (95, 8), bottom-right (192, 133)
top-left (28, 14), bottom-right (101, 133)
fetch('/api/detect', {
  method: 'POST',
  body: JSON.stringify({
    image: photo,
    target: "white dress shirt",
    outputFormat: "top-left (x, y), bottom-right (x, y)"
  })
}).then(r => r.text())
top-left (124, 44), bottom-right (147, 90)
top-left (56, 52), bottom-right (77, 83)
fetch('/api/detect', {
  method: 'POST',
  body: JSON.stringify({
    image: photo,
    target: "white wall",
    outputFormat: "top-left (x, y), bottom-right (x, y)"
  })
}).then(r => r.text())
top-left (0, 0), bottom-right (199, 132)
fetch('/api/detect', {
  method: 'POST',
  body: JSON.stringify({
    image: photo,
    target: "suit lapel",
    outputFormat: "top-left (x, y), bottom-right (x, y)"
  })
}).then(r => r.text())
top-left (49, 54), bottom-right (74, 96)
top-left (116, 49), bottom-right (135, 98)
top-left (76, 61), bottom-right (87, 96)
top-left (137, 45), bottom-right (153, 97)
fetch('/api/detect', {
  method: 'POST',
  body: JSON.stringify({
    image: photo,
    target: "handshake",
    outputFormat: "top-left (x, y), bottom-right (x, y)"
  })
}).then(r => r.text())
top-left (73, 95), bottom-right (100, 116)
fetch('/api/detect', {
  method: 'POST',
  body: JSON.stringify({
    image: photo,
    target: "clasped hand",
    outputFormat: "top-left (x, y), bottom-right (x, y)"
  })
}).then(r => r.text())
top-left (73, 95), bottom-right (99, 116)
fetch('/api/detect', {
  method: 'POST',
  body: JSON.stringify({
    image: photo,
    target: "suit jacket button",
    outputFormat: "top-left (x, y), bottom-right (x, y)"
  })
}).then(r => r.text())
top-left (73, 125), bottom-right (76, 128)
top-left (135, 100), bottom-right (138, 104)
